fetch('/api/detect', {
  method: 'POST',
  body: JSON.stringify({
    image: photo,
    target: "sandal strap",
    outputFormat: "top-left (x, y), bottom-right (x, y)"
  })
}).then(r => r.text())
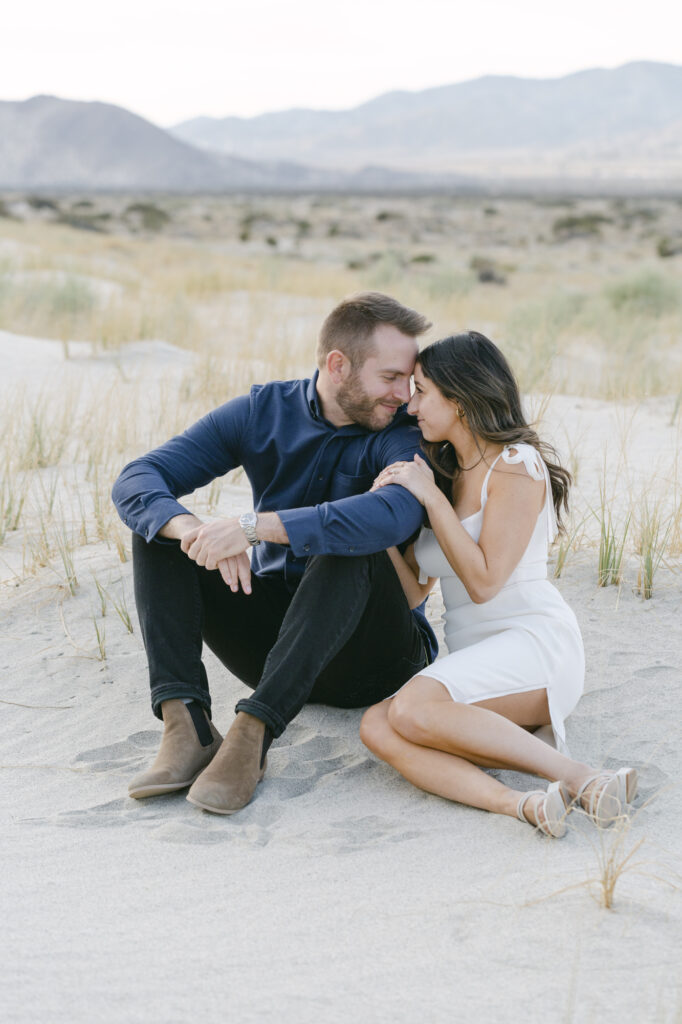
top-left (575, 772), bottom-right (612, 815)
top-left (517, 790), bottom-right (547, 832)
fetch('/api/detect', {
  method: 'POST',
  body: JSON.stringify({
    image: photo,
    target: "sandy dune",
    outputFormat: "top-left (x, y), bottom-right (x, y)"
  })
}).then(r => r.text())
top-left (1, 335), bottom-right (681, 1023)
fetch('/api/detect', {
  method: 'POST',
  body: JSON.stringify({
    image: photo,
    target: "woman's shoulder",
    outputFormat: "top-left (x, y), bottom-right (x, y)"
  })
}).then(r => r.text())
top-left (496, 443), bottom-right (546, 481)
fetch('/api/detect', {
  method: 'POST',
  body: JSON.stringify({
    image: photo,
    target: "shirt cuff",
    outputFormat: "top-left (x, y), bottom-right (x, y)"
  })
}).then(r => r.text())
top-left (120, 499), bottom-right (193, 544)
top-left (278, 506), bottom-right (345, 557)
top-left (276, 505), bottom-right (366, 557)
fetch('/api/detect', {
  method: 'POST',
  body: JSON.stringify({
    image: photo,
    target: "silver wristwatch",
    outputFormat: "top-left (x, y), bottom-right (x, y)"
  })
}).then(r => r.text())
top-left (239, 511), bottom-right (261, 546)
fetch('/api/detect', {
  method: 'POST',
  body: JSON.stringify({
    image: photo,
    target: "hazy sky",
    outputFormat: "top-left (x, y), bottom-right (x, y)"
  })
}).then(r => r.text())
top-left (3, 0), bottom-right (681, 125)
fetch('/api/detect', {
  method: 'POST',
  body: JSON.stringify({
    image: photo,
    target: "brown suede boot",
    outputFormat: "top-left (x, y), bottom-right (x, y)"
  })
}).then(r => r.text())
top-left (186, 712), bottom-right (268, 815)
top-left (128, 699), bottom-right (222, 799)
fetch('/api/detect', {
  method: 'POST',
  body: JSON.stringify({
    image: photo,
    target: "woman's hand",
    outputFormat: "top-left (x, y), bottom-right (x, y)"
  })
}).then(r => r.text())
top-left (371, 454), bottom-right (437, 506)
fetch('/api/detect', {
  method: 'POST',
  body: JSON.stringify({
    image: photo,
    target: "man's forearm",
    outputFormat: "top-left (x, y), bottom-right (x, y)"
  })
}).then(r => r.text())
top-left (158, 513), bottom-right (203, 540)
top-left (255, 512), bottom-right (289, 545)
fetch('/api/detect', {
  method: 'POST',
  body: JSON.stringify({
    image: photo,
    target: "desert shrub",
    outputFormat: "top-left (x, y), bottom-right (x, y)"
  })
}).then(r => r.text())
top-left (469, 256), bottom-right (506, 284)
top-left (57, 212), bottom-right (110, 232)
top-left (410, 253), bottom-right (436, 264)
top-left (620, 206), bottom-right (659, 226)
top-left (605, 272), bottom-right (680, 317)
top-left (47, 276), bottom-right (97, 319)
top-left (366, 251), bottom-right (406, 287)
top-left (265, 236), bottom-right (278, 247)
top-left (657, 236), bottom-right (682, 258)
top-left (552, 213), bottom-right (612, 240)
top-left (425, 269), bottom-right (473, 300)
top-left (124, 203), bottom-right (170, 231)
top-left (26, 196), bottom-right (59, 211)
top-left (375, 210), bottom-right (401, 222)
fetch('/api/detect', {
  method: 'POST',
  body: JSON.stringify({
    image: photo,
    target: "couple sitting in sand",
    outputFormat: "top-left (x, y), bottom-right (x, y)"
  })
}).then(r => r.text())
top-left (113, 292), bottom-right (636, 838)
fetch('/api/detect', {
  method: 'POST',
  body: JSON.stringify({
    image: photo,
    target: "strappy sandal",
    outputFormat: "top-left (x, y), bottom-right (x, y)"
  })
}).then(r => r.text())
top-left (614, 767), bottom-right (638, 805)
top-left (575, 772), bottom-right (624, 828)
top-left (517, 781), bottom-right (570, 838)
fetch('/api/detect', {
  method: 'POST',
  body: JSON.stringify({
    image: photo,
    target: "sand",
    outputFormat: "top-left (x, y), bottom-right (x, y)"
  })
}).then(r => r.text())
top-left (1, 335), bottom-right (681, 1024)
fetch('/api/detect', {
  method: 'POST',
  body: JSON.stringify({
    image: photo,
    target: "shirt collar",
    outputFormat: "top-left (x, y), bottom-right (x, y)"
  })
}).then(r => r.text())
top-left (306, 370), bottom-right (321, 420)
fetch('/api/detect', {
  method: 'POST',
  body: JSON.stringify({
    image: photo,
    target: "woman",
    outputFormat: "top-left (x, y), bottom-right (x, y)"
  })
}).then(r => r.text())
top-left (361, 331), bottom-right (636, 837)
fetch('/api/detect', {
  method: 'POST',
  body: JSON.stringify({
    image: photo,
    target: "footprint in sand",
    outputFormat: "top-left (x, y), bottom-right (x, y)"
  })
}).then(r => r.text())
top-left (73, 730), bottom-right (161, 774)
top-left (267, 730), bottom-right (367, 800)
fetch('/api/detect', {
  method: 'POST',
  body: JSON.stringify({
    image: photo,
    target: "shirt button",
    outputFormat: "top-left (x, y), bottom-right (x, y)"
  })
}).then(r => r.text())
top-left (318, 475), bottom-right (324, 481)
top-left (304, 544), bottom-right (311, 552)
top-left (349, 546), bottom-right (355, 552)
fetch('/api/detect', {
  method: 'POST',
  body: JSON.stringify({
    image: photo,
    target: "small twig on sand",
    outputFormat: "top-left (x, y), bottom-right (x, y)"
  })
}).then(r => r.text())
top-left (0, 698), bottom-right (73, 710)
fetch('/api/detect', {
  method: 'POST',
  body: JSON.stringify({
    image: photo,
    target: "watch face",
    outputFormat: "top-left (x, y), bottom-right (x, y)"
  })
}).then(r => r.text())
top-left (239, 512), bottom-right (260, 544)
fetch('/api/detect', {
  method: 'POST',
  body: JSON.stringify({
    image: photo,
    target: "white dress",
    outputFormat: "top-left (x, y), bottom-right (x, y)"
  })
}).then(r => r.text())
top-left (412, 443), bottom-right (584, 753)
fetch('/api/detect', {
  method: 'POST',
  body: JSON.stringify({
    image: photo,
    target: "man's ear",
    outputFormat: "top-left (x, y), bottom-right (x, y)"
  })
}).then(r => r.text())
top-left (326, 349), bottom-right (352, 384)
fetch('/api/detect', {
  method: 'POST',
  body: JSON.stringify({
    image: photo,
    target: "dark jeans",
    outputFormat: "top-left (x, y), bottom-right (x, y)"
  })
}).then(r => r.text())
top-left (132, 533), bottom-right (428, 738)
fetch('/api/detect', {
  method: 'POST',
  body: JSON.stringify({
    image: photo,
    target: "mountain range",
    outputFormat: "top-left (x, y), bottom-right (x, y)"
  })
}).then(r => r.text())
top-left (172, 61), bottom-right (682, 173)
top-left (1, 62), bottom-right (681, 192)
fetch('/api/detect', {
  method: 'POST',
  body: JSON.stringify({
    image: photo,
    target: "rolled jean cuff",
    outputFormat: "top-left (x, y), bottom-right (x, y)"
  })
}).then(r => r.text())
top-left (235, 697), bottom-right (287, 738)
top-left (151, 683), bottom-right (212, 721)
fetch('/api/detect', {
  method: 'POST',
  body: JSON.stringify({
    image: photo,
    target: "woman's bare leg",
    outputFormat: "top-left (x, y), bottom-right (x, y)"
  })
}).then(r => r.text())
top-left (361, 699), bottom-right (558, 826)
top-left (386, 676), bottom-right (598, 798)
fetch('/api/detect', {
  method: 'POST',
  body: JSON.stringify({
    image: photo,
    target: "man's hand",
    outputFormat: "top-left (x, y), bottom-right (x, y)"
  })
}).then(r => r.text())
top-left (215, 551), bottom-right (252, 594)
top-left (181, 517), bottom-right (249, 569)
top-left (167, 511), bottom-right (289, 595)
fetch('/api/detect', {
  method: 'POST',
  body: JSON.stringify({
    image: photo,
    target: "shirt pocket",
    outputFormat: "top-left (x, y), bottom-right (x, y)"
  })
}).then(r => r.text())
top-left (328, 469), bottom-right (374, 501)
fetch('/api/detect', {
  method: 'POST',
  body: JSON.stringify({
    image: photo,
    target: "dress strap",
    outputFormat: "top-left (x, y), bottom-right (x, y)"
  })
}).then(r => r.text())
top-left (480, 450), bottom-right (506, 507)
top-left (481, 443), bottom-right (558, 541)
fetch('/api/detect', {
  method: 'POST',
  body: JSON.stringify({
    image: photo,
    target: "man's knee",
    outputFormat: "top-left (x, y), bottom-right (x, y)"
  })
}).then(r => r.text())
top-left (303, 551), bottom-right (376, 583)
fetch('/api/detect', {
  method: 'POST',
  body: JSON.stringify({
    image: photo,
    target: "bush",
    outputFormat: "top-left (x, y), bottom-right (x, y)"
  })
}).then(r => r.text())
top-left (469, 256), bottom-right (506, 284)
top-left (124, 203), bottom-right (170, 232)
top-left (657, 236), bottom-right (682, 258)
top-left (26, 196), bottom-right (59, 211)
top-left (57, 212), bottom-right (110, 233)
top-left (605, 272), bottom-right (680, 317)
top-left (552, 213), bottom-right (612, 240)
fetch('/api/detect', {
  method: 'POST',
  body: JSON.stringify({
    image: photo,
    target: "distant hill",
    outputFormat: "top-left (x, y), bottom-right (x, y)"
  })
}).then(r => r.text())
top-left (172, 62), bottom-right (682, 181)
top-left (0, 95), bottom-right (259, 190)
top-left (2, 63), bottom-right (681, 193)
top-left (0, 94), bottom-right (478, 192)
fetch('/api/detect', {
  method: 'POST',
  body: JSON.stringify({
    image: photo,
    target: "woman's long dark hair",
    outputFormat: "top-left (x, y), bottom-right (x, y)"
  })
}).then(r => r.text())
top-left (418, 332), bottom-right (571, 529)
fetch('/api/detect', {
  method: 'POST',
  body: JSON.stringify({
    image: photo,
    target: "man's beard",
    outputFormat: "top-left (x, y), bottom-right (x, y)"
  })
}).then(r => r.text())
top-left (336, 373), bottom-right (398, 431)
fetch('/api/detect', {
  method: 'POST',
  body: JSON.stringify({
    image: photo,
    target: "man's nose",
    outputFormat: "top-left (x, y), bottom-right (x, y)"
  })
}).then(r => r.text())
top-left (394, 378), bottom-right (411, 404)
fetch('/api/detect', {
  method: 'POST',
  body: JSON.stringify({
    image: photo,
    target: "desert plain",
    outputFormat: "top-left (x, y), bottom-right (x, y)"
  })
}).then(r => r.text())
top-left (1, 191), bottom-right (681, 1023)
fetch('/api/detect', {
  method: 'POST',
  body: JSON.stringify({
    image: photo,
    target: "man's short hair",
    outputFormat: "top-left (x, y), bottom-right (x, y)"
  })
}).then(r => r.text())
top-left (316, 292), bottom-right (431, 370)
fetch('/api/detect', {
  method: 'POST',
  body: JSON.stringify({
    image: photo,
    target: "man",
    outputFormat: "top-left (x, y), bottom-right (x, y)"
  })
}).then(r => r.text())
top-left (112, 291), bottom-right (437, 816)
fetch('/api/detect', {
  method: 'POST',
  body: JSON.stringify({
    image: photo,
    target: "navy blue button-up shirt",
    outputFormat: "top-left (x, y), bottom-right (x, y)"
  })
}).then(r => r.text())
top-left (112, 371), bottom-right (437, 660)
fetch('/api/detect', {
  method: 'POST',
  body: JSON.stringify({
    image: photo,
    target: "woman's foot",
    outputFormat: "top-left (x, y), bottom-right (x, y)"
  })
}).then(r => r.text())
top-left (517, 781), bottom-right (570, 838)
top-left (567, 767), bottom-right (638, 828)
top-left (572, 769), bottom-right (638, 827)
